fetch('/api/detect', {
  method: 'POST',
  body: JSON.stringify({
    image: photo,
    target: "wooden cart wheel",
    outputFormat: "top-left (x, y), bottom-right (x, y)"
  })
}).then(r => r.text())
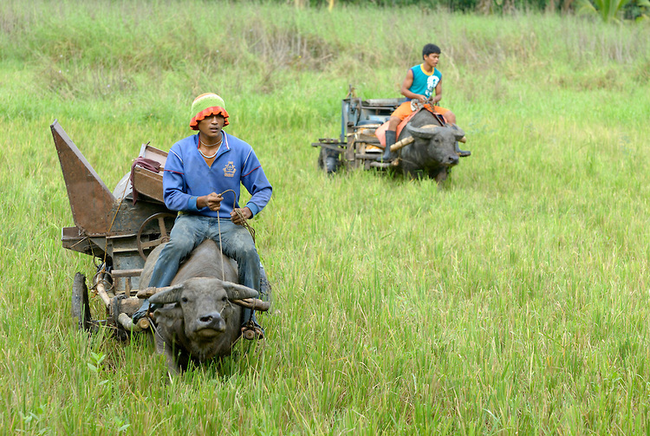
top-left (71, 272), bottom-right (93, 332)
top-left (137, 212), bottom-right (177, 260)
top-left (317, 147), bottom-right (327, 170)
top-left (317, 146), bottom-right (341, 174)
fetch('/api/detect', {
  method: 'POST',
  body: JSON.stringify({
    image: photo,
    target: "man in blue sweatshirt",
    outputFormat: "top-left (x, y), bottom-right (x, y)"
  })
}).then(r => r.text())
top-left (133, 93), bottom-right (272, 339)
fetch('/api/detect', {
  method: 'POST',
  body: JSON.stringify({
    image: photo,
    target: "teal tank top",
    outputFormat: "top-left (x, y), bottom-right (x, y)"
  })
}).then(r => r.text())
top-left (408, 64), bottom-right (442, 100)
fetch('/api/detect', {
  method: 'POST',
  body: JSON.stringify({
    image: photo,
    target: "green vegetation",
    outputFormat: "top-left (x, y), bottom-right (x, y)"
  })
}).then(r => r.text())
top-left (576, 0), bottom-right (650, 22)
top-left (295, 0), bottom-right (647, 18)
top-left (1, 0), bottom-right (650, 433)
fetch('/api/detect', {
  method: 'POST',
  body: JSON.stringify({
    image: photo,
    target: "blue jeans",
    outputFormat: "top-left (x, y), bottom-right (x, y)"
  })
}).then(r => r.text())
top-left (148, 213), bottom-right (261, 325)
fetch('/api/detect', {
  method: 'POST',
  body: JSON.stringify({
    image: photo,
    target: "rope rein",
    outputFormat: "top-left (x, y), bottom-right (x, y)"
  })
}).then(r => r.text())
top-left (216, 189), bottom-right (259, 327)
top-left (216, 189), bottom-right (257, 282)
top-left (217, 189), bottom-right (256, 244)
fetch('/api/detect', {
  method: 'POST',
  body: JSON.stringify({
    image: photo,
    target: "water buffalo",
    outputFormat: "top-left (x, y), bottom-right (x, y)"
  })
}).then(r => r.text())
top-left (138, 240), bottom-right (267, 374)
top-left (394, 110), bottom-right (466, 182)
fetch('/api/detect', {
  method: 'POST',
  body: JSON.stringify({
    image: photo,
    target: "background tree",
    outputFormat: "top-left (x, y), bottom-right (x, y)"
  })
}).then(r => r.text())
top-left (576, 0), bottom-right (650, 22)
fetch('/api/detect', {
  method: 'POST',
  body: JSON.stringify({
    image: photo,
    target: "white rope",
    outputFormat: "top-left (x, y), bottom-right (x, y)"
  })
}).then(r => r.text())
top-left (217, 214), bottom-right (225, 282)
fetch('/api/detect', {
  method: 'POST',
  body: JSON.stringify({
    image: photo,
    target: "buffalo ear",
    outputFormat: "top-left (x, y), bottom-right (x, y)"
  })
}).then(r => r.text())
top-left (447, 124), bottom-right (466, 141)
top-left (222, 281), bottom-right (259, 301)
top-left (153, 306), bottom-right (184, 328)
top-left (149, 284), bottom-right (185, 305)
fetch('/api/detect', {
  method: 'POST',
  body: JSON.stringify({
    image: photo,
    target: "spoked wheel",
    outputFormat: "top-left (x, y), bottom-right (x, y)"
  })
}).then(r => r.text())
top-left (317, 147), bottom-right (340, 174)
top-left (317, 147), bottom-right (327, 171)
top-left (137, 212), bottom-right (177, 260)
top-left (71, 272), bottom-right (94, 332)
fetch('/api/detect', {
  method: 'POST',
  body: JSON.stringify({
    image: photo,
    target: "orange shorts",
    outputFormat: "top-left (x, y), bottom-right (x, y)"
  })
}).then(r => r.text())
top-left (391, 101), bottom-right (450, 121)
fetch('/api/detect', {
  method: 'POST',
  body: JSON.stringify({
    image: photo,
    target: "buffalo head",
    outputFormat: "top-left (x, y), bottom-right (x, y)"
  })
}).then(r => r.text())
top-left (404, 123), bottom-right (464, 168)
top-left (148, 277), bottom-right (259, 371)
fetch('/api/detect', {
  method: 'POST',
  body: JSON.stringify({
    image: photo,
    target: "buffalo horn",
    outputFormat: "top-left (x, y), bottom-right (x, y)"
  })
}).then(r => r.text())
top-left (232, 298), bottom-right (271, 312)
top-left (448, 123), bottom-right (466, 142)
top-left (222, 281), bottom-right (259, 301)
top-left (136, 286), bottom-right (158, 299)
top-left (149, 284), bottom-right (185, 305)
top-left (389, 136), bottom-right (415, 152)
top-left (406, 123), bottom-right (439, 139)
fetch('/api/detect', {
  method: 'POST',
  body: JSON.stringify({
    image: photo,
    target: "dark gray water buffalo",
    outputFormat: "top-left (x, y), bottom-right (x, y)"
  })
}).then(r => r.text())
top-left (396, 110), bottom-right (466, 182)
top-left (138, 240), bottom-right (267, 374)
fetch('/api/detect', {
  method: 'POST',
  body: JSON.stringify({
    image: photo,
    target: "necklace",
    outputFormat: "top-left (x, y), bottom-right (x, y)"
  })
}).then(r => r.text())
top-left (199, 148), bottom-right (218, 159)
top-left (200, 136), bottom-right (222, 147)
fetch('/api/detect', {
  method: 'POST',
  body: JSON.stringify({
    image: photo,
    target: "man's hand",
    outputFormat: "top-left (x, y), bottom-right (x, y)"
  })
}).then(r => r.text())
top-left (231, 207), bottom-right (252, 225)
top-left (197, 192), bottom-right (223, 211)
top-left (206, 193), bottom-right (223, 211)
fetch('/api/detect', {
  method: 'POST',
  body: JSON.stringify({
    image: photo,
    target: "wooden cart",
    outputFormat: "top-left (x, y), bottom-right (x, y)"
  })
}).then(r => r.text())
top-left (312, 86), bottom-right (407, 174)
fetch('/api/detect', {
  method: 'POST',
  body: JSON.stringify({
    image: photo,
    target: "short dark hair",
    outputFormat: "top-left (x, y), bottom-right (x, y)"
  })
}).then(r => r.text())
top-left (422, 44), bottom-right (441, 59)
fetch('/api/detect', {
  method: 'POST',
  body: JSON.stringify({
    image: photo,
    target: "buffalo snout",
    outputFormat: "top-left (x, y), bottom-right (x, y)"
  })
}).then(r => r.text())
top-left (193, 311), bottom-right (226, 338)
top-left (444, 154), bottom-right (459, 166)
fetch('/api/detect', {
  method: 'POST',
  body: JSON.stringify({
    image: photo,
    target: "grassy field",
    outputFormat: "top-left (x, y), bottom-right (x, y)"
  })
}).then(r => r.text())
top-left (1, 0), bottom-right (650, 434)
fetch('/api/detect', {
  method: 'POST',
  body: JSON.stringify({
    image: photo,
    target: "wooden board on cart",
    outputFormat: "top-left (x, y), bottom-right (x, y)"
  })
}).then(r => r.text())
top-left (132, 144), bottom-right (168, 204)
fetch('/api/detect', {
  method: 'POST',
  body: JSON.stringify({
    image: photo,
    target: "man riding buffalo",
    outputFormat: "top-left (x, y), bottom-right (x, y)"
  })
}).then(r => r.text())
top-left (133, 93), bottom-right (272, 340)
top-left (382, 43), bottom-right (470, 162)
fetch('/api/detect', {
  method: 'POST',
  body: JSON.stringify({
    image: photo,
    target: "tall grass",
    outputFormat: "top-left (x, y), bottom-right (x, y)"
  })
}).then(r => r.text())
top-left (1, 0), bottom-right (650, 434)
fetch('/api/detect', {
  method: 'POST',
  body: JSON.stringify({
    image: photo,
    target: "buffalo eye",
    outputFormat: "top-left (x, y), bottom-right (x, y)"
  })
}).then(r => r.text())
top-left (181, 297), bottom-right (189, 303)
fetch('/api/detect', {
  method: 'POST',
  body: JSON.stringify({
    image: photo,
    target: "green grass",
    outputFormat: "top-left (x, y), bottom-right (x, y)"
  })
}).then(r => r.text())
top-left (1, 0), bottom-right (650, 434)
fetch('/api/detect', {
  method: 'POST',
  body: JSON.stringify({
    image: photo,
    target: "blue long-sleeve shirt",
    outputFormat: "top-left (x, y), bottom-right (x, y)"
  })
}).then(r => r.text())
top-left (163, 132), bottom-right (272, 218)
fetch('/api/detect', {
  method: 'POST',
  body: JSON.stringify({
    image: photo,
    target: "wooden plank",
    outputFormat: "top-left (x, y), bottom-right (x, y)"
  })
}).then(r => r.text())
top-left (110, 269), bottom-right (143, 278)
top-left (355, 153), bottom-right (383, 160)
top-left (139, 143), bottom-right (168, 167)
top-left (312, 143), bottom-right (345, 153)
top-left (132, 166), bottom-right (164, 203)
top-left (362, 98), bottom-right (403, 107)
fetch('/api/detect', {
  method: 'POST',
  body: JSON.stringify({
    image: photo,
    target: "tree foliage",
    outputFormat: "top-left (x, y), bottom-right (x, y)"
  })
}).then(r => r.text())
top-left (575, 0), bottom-right (650, 21)
top-left (294, 0), bottom-right (650, 18)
